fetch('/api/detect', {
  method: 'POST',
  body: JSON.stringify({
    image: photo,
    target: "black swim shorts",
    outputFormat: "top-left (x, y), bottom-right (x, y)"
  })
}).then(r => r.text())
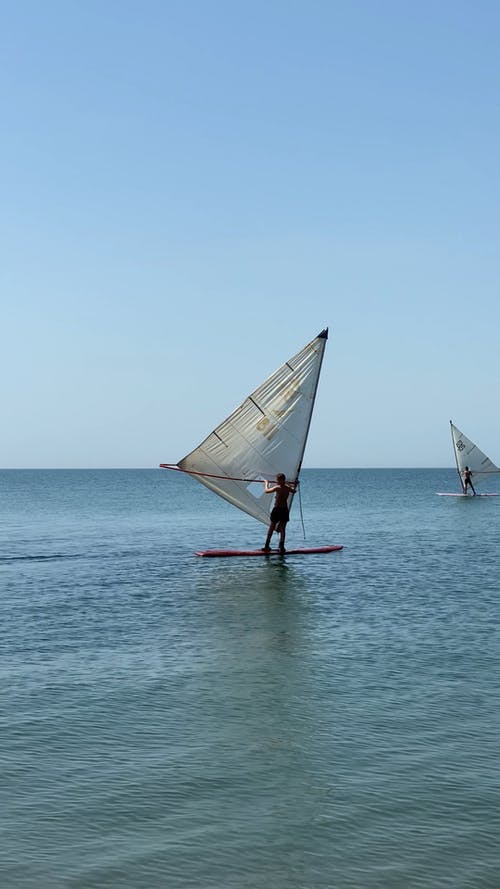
top-left (271, 506), bottom-right (289, 524)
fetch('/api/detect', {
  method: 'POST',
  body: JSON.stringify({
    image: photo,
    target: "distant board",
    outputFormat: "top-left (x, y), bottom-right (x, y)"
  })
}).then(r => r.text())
top-left (195, 545), bottom-right (344, 558)
top-left (436, 493), bottom-right (500, 497)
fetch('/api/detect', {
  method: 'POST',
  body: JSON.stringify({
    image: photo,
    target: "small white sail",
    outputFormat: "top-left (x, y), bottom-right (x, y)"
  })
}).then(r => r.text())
top-left (164, 330), bottom-right (328, 525)
top-left (450, 421), bottom-right (500, 490)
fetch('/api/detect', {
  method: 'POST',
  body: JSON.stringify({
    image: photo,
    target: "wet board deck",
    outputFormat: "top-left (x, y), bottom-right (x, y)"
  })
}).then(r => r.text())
top-left (436, 493), bottom-right (500, 497)
top-left (195, 545), bottom-right (344, 558)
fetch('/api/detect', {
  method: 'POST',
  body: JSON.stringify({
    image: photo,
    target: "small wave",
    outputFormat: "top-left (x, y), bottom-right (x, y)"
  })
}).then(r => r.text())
top-left (0, 553), bottom-right (83, 564)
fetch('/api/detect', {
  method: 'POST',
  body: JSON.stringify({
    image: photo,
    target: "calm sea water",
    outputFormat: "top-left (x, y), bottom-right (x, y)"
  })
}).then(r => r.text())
top-left (1, 468), bottom-right (500, 889)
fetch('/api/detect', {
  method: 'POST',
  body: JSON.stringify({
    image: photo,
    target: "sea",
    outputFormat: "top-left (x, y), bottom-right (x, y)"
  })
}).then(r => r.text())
top-left (1, 468), bottom-right (500, 889)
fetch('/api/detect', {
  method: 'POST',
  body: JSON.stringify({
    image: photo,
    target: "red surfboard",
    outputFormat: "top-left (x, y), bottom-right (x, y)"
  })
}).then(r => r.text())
top-left (195, 545), bottom-right (343, 558)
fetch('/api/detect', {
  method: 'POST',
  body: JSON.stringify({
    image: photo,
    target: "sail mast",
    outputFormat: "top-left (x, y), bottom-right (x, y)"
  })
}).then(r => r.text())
top-left (450, 420), bottom-right (465, 492)
top-left (295, 328), bottom-right (328, 480)
top-left (287, 328), bottom-right (328, 512)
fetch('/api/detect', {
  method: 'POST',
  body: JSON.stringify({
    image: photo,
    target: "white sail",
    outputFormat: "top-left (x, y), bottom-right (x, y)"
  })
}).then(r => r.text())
top-left (170, 330), bottom-right (328, 525)
top-left (450, 421), bottom-right (499, 490)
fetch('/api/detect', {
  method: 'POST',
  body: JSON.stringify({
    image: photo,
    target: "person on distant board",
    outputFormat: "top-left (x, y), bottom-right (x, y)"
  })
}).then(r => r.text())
top-left (463, 466), bottom-right (476, 496)
top-left (262, 473), bottom-right (297, 553)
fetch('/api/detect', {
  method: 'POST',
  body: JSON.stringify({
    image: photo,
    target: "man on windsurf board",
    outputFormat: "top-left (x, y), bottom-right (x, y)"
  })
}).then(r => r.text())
top-left (462, 466), bottom-right (476, 496)
top-left (262, 474), bottom-right (297, 553)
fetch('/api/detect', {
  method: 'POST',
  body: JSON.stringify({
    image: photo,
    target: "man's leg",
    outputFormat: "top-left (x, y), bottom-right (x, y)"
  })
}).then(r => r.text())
top-left (263, 522), bottom-right (275, 550)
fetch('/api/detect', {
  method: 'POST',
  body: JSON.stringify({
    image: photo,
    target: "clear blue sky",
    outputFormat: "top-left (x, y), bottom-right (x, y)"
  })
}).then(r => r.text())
top-left (2, 0), bottom-right (499, 468)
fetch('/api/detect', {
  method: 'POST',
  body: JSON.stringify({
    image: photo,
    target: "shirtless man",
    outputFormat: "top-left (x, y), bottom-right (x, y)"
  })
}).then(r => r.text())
top-left (462, 465), bottom-right (476, 496)
top-left (262, 473), bottom-right (297, 553)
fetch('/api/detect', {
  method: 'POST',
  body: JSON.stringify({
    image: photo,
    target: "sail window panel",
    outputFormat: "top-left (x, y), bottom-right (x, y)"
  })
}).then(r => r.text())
top-left (179, 446), bottom-right (272, 524)
top-left (199, 476), bottom-right (271, 524)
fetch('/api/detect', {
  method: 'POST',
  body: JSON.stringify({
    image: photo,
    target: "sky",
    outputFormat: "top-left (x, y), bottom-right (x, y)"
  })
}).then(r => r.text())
top-left (1, 0), bottom-right (499, 468)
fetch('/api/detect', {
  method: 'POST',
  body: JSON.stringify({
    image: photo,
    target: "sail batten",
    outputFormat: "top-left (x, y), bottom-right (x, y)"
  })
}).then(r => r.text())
top-left (172, 329), bottom-right (329, 525)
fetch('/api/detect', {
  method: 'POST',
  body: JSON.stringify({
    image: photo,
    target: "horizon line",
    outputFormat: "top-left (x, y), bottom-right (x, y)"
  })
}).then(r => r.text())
top-left (0, 466), bottom-right (459, 471)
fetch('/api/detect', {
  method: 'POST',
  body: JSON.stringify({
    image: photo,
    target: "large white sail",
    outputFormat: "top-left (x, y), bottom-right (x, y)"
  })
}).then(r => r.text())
top-left (450, 421), bottom-right (499, 490)
top-left (164, 330), bottom-right (328, 525)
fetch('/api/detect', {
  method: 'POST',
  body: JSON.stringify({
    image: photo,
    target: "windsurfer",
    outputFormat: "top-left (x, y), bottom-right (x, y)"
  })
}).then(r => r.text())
top-left (462, 466), bottom-right (476, 496)
top-left (262, 474), bottom-right (297, 553)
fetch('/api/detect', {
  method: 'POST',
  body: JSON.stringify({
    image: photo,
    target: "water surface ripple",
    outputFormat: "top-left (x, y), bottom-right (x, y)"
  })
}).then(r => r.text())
top-left (1, 469), bottom-right (500, 888)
